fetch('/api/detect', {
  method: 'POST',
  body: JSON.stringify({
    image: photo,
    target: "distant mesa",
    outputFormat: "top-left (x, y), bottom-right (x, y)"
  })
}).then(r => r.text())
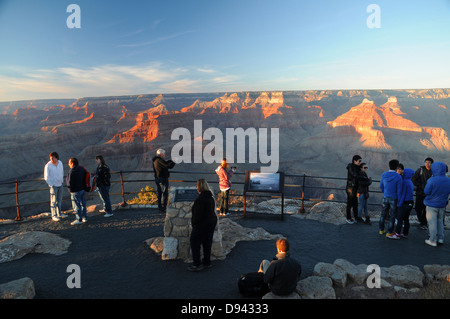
top-left (327, 96), bottom-right (450, 151)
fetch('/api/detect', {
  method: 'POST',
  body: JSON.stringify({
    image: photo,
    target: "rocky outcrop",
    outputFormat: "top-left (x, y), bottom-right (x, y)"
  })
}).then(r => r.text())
top-left (0, 231), bottom-right (71, 263)
top-left (146, 217), bottom-right (283, 262)
top-left (263, 259), bottom-right (450, 299)
top-left (0, 277), bottom-right (35, 299)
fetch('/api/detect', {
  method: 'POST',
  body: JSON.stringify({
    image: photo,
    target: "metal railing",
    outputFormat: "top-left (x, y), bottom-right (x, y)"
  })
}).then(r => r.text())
top-left (0, 169), bottom-right (385, 221)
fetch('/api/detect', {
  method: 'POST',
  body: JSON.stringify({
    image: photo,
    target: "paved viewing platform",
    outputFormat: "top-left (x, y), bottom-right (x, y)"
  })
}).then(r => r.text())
top-left (0, 205), bottom-right (449, 299)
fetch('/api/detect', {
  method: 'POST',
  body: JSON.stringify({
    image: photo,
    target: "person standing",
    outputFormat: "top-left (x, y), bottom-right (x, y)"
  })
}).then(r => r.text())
top-left (346, 155), bottom-right (362, 224)
top-left (379, 159), bottom-right (403, 236)
top-left (357, 163), bottom-right (372, 225)
top-left (67, 158), bottom-right (87, 225)
top-left (215, 158), bottom-right (235, 216)
top-left (412, 157), bottom-right (434, 229)
top-left (391, 168), bottom-right (415, 239)
top-left (423, 162), bottom-right (450, 247)
top-left (188, 179), bottom-right (218, 272)
top-left (152, 149), bottom-right (175, 214)
top-left (95, 155), bottom-right (113, 217)
top-left (44, 152), bottom-right (67, 221)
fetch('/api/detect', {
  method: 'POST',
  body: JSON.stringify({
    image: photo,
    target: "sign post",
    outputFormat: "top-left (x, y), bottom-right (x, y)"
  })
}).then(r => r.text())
top-left (243, 171), bottom-right (285, 220)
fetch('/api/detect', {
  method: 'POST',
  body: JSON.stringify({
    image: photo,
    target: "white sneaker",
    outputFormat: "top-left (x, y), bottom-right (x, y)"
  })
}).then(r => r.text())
top-left (104, 213), bottom-right (113, 217)
top-left (425, 239), bottom-right (437, 247)
top-left (59, 213), bottom-right (68, 219)
top-left (52, 216), bottom-right (60, 221)
top-left (82, 218), bottom-right (87, 223)
top-left (71, 220), bottom-right (83, 225)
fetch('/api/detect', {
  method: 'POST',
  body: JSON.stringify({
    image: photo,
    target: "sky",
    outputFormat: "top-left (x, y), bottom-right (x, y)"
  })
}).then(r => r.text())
top-left (0, 0), bottom-right (449, 101)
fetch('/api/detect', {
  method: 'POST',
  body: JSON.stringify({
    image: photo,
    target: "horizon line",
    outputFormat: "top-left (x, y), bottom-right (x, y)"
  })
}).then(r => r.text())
top-left (2, 87), bottom-right (450, 104)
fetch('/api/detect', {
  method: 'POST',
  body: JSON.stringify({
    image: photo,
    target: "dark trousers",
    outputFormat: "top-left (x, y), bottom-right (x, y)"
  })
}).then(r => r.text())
top-left (220, 189), bottom-right (230, 214)
top-left (395, 201), bottom-right (413, 235)
top-left (346, 188), bottom-right (358, 219)
top-left (155, 177), bottom-right (169, 213)
top-left (415, 194), bottom-right (427, 226)
top-left (190, 219), bottom-right (217, 266)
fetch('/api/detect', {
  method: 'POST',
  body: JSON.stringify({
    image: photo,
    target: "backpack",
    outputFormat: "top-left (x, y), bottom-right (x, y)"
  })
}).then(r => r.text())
top-left (82, 166), bottom-right (96, 192)
top-left (237, 272), bottom-right (270, 297)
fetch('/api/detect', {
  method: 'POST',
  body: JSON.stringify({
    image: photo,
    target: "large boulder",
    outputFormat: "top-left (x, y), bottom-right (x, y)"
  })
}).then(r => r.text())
top-left (0, 277), bottom-right (35, 299)
top-left (0, 231), bottom-right (71, 263)
top-left (296, 276), bottom-right (336, 299)
top-left (313, 262), bottom-right (347, 287)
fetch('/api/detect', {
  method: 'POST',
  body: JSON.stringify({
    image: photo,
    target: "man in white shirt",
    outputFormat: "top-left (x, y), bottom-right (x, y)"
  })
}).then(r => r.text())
top-left (44, 152), bottom-right (67, 221)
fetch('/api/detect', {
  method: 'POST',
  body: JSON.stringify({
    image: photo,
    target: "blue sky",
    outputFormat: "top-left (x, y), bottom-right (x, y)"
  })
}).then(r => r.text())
top-left (0, 0), bottom-right (449, 101)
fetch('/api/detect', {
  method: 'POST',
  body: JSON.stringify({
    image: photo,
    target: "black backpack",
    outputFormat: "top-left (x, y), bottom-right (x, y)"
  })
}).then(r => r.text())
top-left (237, 272), bottom-right (270, 297)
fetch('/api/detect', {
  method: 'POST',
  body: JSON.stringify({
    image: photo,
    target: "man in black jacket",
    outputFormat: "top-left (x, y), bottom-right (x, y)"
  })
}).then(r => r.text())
top-left (152, 149), bottom-right (175, 213)
top-left (412, 157), bottom-right (433, 229)
top-left (67, 158), bottom-right (87, 225)
top-left (259, 239), bottom-right (302, 296)
top-left (346, 155), bottom-right (362, 224)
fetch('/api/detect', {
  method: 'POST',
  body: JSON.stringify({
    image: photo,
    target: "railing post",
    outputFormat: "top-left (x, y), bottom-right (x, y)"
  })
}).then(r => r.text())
top-left (14, 179), bottom-right (22, 221)
top-left (299, 174), bottom-right (306, 214)
top-left (119, 171), bottom-right (127, 207)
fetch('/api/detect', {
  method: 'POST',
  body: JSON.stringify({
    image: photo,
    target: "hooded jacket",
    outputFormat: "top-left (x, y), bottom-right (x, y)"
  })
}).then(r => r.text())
top-left (398, 168), bottom-right (414, 207)
top-left (424, 162), bottom-right (450, 208)
top-left (215, 165), bottom-right (233, 191)
top-left (379, 170), bottom-right (402, 200)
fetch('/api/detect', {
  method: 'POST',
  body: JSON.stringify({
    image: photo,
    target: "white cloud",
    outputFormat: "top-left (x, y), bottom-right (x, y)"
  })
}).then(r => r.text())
top-left (0, 63), bottom-right (241, 101)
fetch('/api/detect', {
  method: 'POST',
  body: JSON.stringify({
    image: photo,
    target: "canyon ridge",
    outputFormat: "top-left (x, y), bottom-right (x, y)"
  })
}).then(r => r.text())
top-left (0, 89), bottom-right (449, 211)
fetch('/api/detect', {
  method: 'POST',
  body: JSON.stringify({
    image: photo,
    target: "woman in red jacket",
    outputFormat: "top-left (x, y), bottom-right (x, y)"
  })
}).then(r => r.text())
top-left (215, 158), bottom-right (235, 216)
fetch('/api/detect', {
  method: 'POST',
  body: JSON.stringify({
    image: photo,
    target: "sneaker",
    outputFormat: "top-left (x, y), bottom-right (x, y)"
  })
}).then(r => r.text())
top-left (425, 239), bottom-right (437, 247)
top-left (59, 213), bottom-right (68, 219)
top-left (385, 232), bottom-right (394, 237)
top-left (388, 233), bottom-right (400, 239)
top-left (420, 224), bottom-right (428, 230)
top-left (99, 209), bottom-right (106, 213)
top-left (364, 218), bottom-right (372, 225)
top-left (400, 233), bottom-right (408, 239)
top-left (346, 218), bottom-right (355, 224)
top-left (71, 220), bottom-right (83, 225)
top-left (82, 218), bottom-right (87, 223)
top-left (104, 213), bottom-right (113, 217)
top-left (437, 239), bottom-right (444, 245)
top-left (52, 216), bottom-right (60, 221)
top-left (355, 217), bottom-right (364, 223)
top-left (379, 230), bottom-right (386, 235)
top-left (187, 264), bottom-right (204, 272)
top-left (203, 263), bottom-right (213, 269)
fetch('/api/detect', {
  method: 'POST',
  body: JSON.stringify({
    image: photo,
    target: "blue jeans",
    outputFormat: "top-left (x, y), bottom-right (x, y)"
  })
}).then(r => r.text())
top-left (426, 206), bottom-right (445, 242)
top-left (49, 186), bottom-right (63, 218)
top-left (379, 197), bottom-right (397, 233)
top-left (97, 185), bottom-right (112, 214)
top-left (358, 194), bottom-right (369, 217)
top-left (71, 190), bottom-right (86, 221)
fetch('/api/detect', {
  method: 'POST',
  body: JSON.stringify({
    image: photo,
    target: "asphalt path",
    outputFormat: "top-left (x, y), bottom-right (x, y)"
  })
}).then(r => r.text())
top-left (1, 208), bottom-right (449, 300)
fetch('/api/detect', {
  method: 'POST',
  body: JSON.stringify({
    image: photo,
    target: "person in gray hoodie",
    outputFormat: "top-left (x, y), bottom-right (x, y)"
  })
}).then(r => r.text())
top-left (423, 162), bottom-right (450, 247)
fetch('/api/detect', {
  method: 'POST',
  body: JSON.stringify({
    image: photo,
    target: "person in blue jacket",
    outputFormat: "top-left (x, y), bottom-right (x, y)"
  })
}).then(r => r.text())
top-left (423, 162), bottom-right (450, 247)
top-left (390, 168), bottom-right (415, 239)
top-left (379, 159), bottom-right (403, 236)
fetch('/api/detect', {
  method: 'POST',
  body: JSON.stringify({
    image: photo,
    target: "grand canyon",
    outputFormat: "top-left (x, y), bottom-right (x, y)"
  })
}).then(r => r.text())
top-left (1, 89), bottom-right (449, 211)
